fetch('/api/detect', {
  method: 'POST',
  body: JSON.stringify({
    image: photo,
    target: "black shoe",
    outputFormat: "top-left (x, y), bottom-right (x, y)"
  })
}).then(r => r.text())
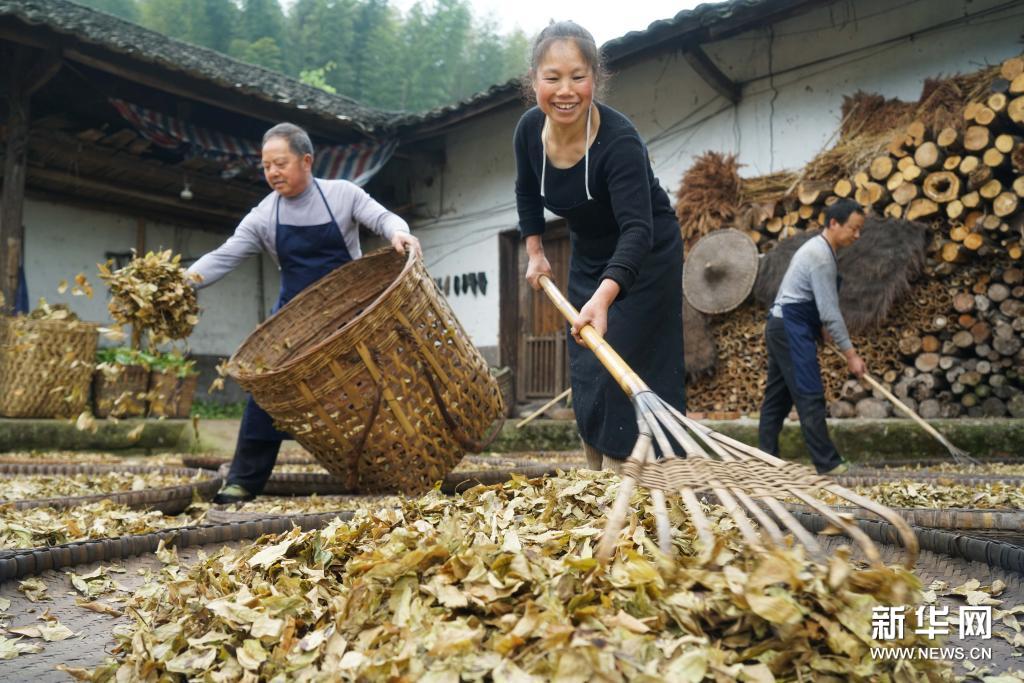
top-left (212, 483), bottom-right (255, 504)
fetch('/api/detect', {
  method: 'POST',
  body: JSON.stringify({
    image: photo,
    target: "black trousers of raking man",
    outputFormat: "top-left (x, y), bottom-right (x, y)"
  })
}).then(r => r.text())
top-left (757, 317), bottom-right (842, 473)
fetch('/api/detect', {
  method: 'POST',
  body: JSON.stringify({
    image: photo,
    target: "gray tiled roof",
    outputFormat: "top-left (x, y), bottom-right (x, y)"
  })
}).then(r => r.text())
top-left (0, 0), bottom-right (399, 133)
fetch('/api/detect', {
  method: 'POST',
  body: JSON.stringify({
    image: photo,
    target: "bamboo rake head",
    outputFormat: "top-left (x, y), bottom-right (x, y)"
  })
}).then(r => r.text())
top-left (596, 391), bottom-right (920, 569)
top-left (536, 275), bottom-right (919, 569)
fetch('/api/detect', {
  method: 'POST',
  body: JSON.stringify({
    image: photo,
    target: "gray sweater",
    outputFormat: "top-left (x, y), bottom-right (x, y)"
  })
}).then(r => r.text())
top-left (188, 179), bottom-right (409, 288)
top-left (770, 235), bottom-right (853, 352)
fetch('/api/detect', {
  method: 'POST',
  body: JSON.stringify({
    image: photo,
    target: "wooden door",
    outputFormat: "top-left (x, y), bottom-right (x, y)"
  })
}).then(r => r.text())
top-left (500, 222), bottom-right (571, 401)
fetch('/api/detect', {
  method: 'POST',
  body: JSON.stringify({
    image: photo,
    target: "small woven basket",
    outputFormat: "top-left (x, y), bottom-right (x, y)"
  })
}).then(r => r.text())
top-left (0, 316), bottom-right (97, 418)
top-left (93, 365), bottom-right (149, 418)
top-left (148, 370), bottom-right (199, 418)
top-left (228, 248), bottom-right (505, 494)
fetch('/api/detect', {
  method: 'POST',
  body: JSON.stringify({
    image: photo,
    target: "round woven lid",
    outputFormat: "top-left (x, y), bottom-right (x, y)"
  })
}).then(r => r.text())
top-left (683, 229), bottom-right (759, 314)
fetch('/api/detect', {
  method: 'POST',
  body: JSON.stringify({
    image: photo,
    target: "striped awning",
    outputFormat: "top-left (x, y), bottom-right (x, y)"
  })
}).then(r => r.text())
top-left (110, 98), bottom-right (395, 186)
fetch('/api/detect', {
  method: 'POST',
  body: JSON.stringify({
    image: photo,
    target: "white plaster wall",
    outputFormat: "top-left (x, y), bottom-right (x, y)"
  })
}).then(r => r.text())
top-left (21, 199), bottom-right (269, 357)
top-left (407, 0), bottom-right (1023, 352)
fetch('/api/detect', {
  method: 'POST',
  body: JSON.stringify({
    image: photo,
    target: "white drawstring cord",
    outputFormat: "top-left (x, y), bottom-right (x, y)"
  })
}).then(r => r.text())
top-left (540, 103), bottom-right (594, 201)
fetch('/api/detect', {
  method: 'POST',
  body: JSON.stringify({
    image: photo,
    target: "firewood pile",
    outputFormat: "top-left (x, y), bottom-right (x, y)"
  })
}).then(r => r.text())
top-left (683, 55), bottom-right (1024, 419)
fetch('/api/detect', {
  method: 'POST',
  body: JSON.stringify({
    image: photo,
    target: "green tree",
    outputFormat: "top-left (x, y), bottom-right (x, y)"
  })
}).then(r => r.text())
top-left (349, 0), bottom-right (402, 108)
top-left (229, 36), bottom-right (285, 72)
top-left (288, 0), bottom-right (357, 95)
top-left (238, 0), bottom-right (286, 45)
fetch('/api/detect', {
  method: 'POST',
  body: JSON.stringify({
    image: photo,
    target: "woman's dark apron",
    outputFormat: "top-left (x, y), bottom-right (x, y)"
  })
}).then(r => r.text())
top-left (542, 153), bottom-right (685, 460)
top-left (779, 235), bottom-right (843, 396)
top-left (239, 180), bottom-right (353, 441)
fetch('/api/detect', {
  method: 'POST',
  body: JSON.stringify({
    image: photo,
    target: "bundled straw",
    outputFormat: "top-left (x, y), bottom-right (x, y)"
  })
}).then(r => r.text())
top-left (674, 151), bottom-right (741, 246)
top-left (98, 250), bottom-right (201, 346)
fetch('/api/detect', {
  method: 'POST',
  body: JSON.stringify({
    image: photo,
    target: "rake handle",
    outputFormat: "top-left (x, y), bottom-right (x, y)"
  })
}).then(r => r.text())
top-left (859, 371), bottom-right (963, 453)
top-left (826, 344), bottom-right (967, 458)
top-left (538, 275), bottom-right (650, 398)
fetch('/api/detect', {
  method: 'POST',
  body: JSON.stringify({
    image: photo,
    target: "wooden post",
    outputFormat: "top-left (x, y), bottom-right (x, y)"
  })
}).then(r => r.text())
top-left (0, 47), bottom-right (61, 313)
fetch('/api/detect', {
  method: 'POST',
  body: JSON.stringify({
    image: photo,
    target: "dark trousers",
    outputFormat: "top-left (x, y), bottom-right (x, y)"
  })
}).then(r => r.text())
top-left (225, 436), bottom-right (282, 495)
top-left (758, 317), bottom-right (842, 473)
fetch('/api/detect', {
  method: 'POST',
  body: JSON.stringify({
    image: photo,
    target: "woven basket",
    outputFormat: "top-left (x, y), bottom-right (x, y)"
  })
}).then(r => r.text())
top-left (0, 316), bottom-right (97, 418)
top-left (93, 365), bottom-right (149, 418)
top-left (148, 370), bottom-right (199, 418)
top-left (228, 248), bottom-right (505, 494)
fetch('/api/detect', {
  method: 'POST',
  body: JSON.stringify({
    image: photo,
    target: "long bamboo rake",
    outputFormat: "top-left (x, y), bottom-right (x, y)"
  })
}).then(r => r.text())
top-left (826, 344), bottom-right (978, 466)
top-left (539, 275), bottom-right (919, 568)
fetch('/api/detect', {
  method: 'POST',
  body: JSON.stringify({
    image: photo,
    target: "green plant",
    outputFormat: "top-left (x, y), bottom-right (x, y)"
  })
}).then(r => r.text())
top-left (150, 351), bottom-right (198, 378)
top-left (96, 347), bottom-right (156, 368)
top-left (190, 399), bottom-right (246, 419)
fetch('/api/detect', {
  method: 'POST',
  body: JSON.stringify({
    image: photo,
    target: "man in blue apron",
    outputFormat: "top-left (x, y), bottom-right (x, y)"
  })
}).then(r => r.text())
top-left (188, 123), bottom-right (419, 503)
top-left (758, 198), bottom-right (866, 475)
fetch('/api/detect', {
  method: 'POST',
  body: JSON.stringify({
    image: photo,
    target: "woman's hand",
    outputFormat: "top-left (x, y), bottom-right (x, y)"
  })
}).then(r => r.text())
top-left (524, 235), bottom-right (552, 290)
top-left (572, 297), bottom-right (609, 345)
top-left (525, 254), bottom-right (553, 291)
top-left (391, 232), bottom-right (421, 256)
top-left (570, 279), bottom-right (620, 346)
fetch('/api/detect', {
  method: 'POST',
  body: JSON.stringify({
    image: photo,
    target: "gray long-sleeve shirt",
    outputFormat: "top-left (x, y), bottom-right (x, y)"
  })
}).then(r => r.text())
top-left (188, 178), bottom-right (409, 288)
top-left (770, 235), bottom-right (853, 352)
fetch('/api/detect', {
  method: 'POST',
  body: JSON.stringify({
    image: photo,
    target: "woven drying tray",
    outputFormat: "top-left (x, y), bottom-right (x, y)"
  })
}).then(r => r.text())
top-left (0, 463), bottom-right (221, 515)
top-left (860, 456), bottom-right (1024, 470)
top-left (228, 248), bottom-right (504, 494)
top-left (213, 455), bottom-right (578, 497)
top-left (182, 453), bottom-right (317, 470)
top-left (0, 510), bottom-right (353, 583)
top-left (839, 469), bottom-right (1024, 484)
top-left (784, 472), bottom-right (1024, 533)
top-left (0, 316), bottom-right (97, 418)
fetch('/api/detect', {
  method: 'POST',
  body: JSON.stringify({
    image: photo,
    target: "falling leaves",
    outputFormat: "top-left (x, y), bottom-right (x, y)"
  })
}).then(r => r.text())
top-left (98, 250), bottom-right (201, 346)
top-left (27, 297), bottom-right (78, 321)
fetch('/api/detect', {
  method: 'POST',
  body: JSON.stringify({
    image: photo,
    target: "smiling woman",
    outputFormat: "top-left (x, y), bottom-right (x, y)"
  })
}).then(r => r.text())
top-left (513, 21), bottom-right (686, 472)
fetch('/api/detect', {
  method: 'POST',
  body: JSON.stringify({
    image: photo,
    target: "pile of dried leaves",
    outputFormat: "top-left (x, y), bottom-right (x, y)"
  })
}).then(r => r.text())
top-left (0, 451), bottom-right (185, 466)
top-left (0, 500), bottom-right (204, 550)
top-left (831, 480), bottom-right (1024, 511)
top-left (87, 471), bottom-right (950, 681)
top-left (0, 470), bottom-right (204, 503)
top-left (27, 298), bottom-right (81, 321)
top-left (882, 463), bottom-right (1024, 478)
top-left (98, 250), bottom-right (201, 345)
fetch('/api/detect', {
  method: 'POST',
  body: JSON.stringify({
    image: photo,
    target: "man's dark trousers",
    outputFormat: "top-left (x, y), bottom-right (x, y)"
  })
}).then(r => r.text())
top-left (757, 316), bottom-right (843, 473)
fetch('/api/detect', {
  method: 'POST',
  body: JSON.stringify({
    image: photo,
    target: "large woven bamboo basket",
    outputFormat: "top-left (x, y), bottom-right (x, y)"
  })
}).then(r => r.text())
top-left (0, 316), bottom-right (97, 418)
top-left (227, 248), bottom-right (505, 494)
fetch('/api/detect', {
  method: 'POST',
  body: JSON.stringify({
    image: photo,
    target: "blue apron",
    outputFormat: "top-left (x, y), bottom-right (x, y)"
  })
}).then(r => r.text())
top-left (780, 235), bottom-right (842, 396)
top-left (240, 180), bottom-right (353, 441)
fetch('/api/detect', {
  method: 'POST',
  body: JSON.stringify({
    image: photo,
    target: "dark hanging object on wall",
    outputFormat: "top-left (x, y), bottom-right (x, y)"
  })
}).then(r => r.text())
top-left (461, 274), bottom-right (468, 294)
top-left (478, 272), bottom-right (488, 296)
top-left (443, 275), bottom-right (451, 296)
top-left (468, 272), bottom-right (478, 295)
top-left (454, 275), bottom-right (461, 296)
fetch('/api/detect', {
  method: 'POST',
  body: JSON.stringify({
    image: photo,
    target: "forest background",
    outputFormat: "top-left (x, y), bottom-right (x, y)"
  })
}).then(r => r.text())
top-left (76, 0), bottom-right (530, 112)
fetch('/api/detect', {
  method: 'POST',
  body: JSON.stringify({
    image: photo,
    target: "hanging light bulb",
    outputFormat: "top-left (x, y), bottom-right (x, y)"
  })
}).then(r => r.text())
top-left (180, 178), bottom-right (193, 201)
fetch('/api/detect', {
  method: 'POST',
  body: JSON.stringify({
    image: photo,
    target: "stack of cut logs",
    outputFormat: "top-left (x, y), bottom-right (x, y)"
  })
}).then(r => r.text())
top-left (739, 57), bottom-right (1024, 258)
top-left (895, 265), bottom-right (1024, 419)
